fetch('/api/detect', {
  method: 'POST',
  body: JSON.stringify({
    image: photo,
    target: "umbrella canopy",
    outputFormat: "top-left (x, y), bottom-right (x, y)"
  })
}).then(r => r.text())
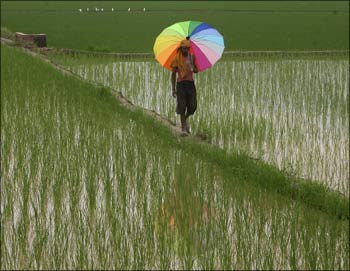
top-left (153, 21), bottom-right (225, 72)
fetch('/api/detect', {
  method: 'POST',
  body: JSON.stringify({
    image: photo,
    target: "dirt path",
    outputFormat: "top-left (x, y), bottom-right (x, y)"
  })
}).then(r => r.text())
top-left (1, 37), bottom-right (14, 44)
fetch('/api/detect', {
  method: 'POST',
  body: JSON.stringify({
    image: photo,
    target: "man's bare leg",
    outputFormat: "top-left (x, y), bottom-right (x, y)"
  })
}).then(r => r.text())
top-left (180, 114), bottom-right (188, 135)
top-left (185, 113), bottom-right (190, 134)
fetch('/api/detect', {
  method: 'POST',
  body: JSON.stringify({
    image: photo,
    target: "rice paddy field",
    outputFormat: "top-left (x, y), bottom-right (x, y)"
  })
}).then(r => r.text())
top-left (51, 52), bottom-right (349, 197)
top-left (1, 1), bottom-right (350, 270)
top-left (1, 44), bottom-right (349, 270)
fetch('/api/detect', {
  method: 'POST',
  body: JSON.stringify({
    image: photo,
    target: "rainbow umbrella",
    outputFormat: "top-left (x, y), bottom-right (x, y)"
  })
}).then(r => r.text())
top-left (153, 21), bottom-right (225, 72)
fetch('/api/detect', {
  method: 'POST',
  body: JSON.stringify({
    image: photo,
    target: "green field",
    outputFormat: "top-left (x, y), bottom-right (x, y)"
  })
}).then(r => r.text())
top-left (1, 44), bottom-right (349, 270)
top-left (1, 1), bottom-right (349, 52)
top-left (49, 51), bottom-right (349, 196)
top-left (1, 1), bottom-right (350, 269)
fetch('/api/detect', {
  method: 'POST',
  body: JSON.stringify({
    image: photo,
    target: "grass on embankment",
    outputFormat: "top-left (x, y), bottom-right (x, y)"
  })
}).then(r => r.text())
top-left (1, 26), bottom-right (15, 40)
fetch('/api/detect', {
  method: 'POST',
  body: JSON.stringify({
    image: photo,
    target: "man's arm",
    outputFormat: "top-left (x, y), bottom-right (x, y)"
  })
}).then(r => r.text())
top-left (192, 55), bottom-right (198, 73)
top-left (171, 69), bottom-right (177, 97)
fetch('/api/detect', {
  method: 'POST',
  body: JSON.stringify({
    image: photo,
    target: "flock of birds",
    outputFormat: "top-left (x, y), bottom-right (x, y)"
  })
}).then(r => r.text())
top-left (78, 8), bottom-right (146, 12)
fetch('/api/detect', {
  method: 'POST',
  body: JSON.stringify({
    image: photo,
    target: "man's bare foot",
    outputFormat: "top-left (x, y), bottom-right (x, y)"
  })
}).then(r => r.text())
top-left (181, 127), bottom-right (189, 136)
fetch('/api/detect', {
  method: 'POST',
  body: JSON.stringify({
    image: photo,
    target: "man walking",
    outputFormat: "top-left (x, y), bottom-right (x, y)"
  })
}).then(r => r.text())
top-left (171, 38), bottom-right (198, 135)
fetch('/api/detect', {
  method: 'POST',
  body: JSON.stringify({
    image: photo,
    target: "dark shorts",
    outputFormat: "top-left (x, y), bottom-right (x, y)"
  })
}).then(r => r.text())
top-left (176, 80), bottom-right (197, 116)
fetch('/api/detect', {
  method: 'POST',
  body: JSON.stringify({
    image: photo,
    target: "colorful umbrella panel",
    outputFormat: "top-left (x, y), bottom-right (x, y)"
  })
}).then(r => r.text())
top-left (153, 21), bottom-right (225, 72)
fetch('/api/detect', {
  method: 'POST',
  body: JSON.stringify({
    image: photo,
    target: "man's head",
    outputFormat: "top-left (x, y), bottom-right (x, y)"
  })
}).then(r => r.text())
top-left (179, 39), bottom-right (190, 54)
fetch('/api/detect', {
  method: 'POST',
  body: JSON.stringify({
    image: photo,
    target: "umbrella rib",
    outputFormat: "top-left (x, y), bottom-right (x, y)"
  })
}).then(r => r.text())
top-left (154, 37), bottom-right (182, 56)
top-left (193, 39), bottom-right (224, 54)
top-left (191, 34), bottom-right (224, 46)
